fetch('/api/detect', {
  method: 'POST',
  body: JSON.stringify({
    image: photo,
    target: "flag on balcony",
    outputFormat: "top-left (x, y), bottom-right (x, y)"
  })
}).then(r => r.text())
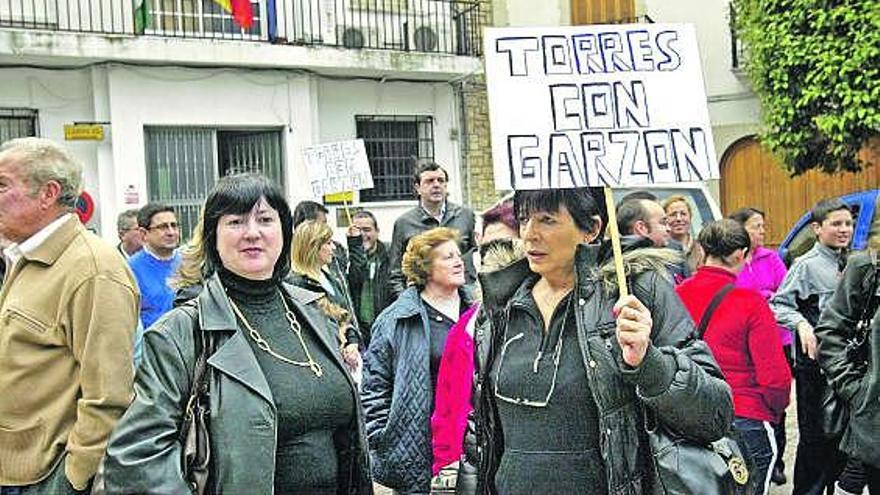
top-left (214, 0), bottom-right (254, 29)
top-left (266, 0), bottom-right (277, 41)
top-left (134, 0), bottom-right (147, 34)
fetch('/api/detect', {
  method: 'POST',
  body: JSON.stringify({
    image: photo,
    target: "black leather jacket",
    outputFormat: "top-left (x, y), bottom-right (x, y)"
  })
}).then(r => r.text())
top-left (463, 243), bottom-right (733, 495)
top-left (104, 273), bottom-right (373, 494)
top-left (815, 250), bottom-right (880, 468)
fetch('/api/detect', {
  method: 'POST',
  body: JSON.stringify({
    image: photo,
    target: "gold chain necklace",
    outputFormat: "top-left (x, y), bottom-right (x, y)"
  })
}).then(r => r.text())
top-left (227, 291), bottom-right (324, 378)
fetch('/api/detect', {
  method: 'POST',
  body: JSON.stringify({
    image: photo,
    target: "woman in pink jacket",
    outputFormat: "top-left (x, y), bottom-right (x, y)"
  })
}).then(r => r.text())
top-left (729, 206), bottom-right (791, 486)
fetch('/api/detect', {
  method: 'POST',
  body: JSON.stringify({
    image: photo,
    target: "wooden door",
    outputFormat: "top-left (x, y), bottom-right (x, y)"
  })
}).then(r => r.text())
top-left (571, 0), bottom-right (635, 25)
top-left (720, 136), bottom-right (880, 248)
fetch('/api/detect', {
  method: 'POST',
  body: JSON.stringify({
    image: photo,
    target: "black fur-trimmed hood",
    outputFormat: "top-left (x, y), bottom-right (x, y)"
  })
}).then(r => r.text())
top-left (478, 240), bottom-right (682, 307)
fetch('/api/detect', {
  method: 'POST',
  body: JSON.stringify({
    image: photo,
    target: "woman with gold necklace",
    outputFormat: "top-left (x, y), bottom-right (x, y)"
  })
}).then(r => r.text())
top-left (103, 173), bottom-right (372, 494)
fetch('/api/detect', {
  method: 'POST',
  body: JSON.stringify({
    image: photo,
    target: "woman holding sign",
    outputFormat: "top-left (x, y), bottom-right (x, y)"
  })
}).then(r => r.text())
top-left (464, 188), bottom-right (733, 494)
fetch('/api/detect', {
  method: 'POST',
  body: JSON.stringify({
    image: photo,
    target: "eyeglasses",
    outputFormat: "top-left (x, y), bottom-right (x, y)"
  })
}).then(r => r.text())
top-left (493, 301), bottom-right (569, 408)
top-left (147, 222), bottom-right (179, 232)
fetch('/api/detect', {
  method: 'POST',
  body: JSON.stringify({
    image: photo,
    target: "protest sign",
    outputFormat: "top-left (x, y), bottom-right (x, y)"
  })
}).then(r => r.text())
top-left (303, 139), bottom-right (374, 197)
top-left (484, 24), bottom-right (718, 190)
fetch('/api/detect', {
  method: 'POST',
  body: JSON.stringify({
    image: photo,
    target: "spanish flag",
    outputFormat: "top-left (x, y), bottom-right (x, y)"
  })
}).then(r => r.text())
top-left (215, 0), bottom-right (253, 29)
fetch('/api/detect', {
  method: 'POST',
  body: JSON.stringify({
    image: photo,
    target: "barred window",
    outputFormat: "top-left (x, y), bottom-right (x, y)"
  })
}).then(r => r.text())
top-left (0, 108), bottom-right (39, 143)
top-left (356, 115), bottom-right (434, 203)
top-left (144, 126), bottom-right (283, 239)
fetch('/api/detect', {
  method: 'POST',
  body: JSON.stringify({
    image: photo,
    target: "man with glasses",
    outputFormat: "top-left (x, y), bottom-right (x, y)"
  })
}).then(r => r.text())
top-left (128, 202), bottom-right (181, 329)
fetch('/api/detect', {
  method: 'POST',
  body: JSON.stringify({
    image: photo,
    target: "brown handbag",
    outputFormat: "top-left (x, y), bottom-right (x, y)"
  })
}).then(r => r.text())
top-left (181, 318), bottom-right (215, 495)
top-left (91, 302), bottom-right (214, 495)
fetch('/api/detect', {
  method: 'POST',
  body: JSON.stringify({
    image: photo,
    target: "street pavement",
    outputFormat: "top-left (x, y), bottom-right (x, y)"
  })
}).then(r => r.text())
top-left (770, 392), bottom-right (798, 495)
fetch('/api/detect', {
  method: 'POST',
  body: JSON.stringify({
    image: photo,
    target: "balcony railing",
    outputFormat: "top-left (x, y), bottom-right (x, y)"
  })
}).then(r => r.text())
top-left (0, 0), bottom-right (484, 56)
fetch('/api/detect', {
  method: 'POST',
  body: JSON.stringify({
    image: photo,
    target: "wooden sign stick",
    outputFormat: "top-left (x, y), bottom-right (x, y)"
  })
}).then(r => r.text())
top-left (602, 187), bottom-right (628, 298)
top-left (342, 197), bottom-right (354, 225)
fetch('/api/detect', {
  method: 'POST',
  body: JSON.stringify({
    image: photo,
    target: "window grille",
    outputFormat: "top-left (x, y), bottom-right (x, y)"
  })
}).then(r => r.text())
top-left (0, 108), bottom-right (39, 143)
top-left (356, 115), bottom-right (434, 202)
top-left (144, 126), bottom-right (283, 239)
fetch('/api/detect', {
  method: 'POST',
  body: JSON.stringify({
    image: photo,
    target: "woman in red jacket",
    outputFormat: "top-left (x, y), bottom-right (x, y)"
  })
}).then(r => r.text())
top-left (676, 219), bottom-right (792, 495)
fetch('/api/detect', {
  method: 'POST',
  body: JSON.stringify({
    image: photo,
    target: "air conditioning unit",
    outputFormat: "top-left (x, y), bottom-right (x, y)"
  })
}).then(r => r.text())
top-left (338, 26), bottom-right (367, 49)
top-left (407, 20), bottom-right (457, 53)
top-left (410, 25), bottom-right (439, 52)
top-left (406, 1), bottom-right (454, 53)
top-left (337, 22), bottom-right (410, 50)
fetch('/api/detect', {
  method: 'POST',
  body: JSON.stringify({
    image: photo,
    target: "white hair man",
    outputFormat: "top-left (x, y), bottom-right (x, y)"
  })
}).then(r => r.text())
top-left (0, 138), bottom-right (139, 493)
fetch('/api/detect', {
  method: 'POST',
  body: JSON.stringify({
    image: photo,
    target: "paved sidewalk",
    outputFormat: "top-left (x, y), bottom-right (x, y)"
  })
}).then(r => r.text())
top-left (769, 397), bottom-right (797, 495)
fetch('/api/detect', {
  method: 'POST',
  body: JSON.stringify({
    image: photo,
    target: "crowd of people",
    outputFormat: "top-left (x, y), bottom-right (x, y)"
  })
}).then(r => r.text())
top-left (0, 136), bottom-right (877, 495)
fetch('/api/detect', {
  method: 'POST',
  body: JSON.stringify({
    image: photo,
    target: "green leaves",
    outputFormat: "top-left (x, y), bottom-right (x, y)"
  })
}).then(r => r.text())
top-left (732, 0), bottom-right (880, 175)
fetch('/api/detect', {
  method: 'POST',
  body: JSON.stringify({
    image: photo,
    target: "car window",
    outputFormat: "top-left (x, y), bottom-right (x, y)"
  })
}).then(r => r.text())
top-left (784, 222), bottom-right (816, 267)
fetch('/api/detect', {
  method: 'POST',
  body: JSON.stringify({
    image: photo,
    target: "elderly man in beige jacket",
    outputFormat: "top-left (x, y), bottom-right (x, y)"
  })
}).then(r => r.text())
top-left (0, 138), bottom-right (139, 494)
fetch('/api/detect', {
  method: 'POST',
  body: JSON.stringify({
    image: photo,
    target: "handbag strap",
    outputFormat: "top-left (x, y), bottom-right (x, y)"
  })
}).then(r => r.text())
top-left (179, 300), bottom-right (214, 443)
top-left (696, 284), bottom-right (735, 339)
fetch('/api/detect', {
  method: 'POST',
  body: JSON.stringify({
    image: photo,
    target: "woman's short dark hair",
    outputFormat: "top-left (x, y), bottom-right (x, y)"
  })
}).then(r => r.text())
top-left (177, 173), bottom-right (293, 285)
top-left (698, 219), bottom-right (751, 259)
top-left (514, 188), bottom-right (606, 236)
top-left (728, 207), bottom-right (765, 226)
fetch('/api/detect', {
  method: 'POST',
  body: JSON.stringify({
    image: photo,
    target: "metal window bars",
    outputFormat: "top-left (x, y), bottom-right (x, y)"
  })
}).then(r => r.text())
top-left (356, 114), bottom-right (434, 203)
top-left (0, 108), bottom-right (39, 143)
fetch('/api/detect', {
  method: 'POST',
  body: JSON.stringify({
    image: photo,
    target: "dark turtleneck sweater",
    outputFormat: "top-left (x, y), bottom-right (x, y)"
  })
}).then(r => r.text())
top-left (220, 268), bottom-right (355, 494)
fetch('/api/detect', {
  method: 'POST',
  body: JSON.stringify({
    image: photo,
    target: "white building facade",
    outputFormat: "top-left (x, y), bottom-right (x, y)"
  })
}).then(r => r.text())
top-left (0, 0), bottom-right (485, 241)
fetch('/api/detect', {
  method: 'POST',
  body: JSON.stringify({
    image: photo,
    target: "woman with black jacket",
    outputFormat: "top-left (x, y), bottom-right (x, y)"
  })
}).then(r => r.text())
top-left (103, 174), bottom-right (372, 494)
top-left (462, 188), bottom-right (733, 495)
top-left (815, 248), bottom-right (880, 492)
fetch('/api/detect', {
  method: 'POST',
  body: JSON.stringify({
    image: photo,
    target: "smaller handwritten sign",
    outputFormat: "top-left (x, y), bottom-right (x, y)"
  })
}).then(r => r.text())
top-left (303, 139), bottom-right (374, 198)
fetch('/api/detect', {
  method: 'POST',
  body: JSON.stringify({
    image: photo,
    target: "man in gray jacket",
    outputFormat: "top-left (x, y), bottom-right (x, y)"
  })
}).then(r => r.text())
top-left (387, 162), bottom-right (477, 299)
top-left (770, 198), bottom-right (854, 495)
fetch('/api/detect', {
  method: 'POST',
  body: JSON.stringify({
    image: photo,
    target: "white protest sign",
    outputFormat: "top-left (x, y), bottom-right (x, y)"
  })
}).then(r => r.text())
top-left (484, 24), bottom-right (719, 190)
top-left (302, 139), bottom-right (374, 197)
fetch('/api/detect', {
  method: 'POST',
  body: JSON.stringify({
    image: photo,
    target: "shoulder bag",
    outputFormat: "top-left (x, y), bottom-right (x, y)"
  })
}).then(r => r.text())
top-left (91, 301), bottom-right (214, 495)
top-left (647, 284), bottom-right (751, 495)
top-left (181, 300), bottom-right (216, 495)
